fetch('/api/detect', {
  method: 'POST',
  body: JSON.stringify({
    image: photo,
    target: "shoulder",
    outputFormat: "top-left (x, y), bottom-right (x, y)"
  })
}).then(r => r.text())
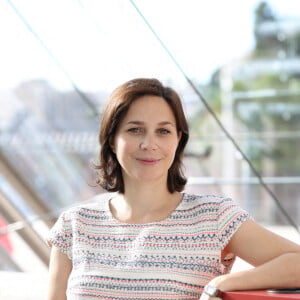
top-left (182, 193), bottom-right (232, 207)
top-left (58, 193), bottom-right (112, 222)
top-left (177, 193), bottom-right (233, 221)
top-left (182, 193), bottom-right (247, 218)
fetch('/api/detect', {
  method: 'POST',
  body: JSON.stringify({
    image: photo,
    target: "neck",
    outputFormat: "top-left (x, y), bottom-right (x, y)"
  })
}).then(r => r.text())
top-left (123, 175), bottom-right (172, 205)
top-left (127, 182), bottom-right (170, 203)
top-left (109, 181), bottom-right (182, 224)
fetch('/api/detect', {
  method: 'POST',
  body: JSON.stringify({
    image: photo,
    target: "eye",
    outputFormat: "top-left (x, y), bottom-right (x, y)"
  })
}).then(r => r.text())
top-left (127, 127), bottom-right (143, 134)
top-left (158, 128), bottom-right (171, 135)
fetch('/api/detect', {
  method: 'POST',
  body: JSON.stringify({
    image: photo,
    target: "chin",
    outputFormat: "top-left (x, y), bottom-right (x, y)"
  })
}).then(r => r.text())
top-left (134, 172), bottom-right (166, 183)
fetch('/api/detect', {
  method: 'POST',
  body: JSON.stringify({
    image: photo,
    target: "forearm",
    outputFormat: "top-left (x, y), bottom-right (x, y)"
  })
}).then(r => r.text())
top-left (47, 247), bottom-right (72, 300)
top-left (212, 252), bottom-right (300, 292)
top-left (47, 273), bottom-right (69, 300)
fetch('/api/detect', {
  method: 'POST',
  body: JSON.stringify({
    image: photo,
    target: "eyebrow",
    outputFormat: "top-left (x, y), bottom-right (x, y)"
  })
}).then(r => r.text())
top-left (125, 121), bottom-right (176, 127)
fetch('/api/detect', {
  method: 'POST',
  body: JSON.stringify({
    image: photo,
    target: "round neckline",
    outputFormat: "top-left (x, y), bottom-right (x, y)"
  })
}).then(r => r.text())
top-left (106, 192), bottom-right (186, 225)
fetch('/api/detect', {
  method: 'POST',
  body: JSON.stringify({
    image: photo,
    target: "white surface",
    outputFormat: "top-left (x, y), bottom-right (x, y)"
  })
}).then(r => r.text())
top-left (0, 271), bottom-right (48, 300)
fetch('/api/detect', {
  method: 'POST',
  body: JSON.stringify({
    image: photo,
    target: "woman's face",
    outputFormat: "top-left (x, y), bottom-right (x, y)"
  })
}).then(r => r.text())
top-left (112, 95), bottom-right (181, 186)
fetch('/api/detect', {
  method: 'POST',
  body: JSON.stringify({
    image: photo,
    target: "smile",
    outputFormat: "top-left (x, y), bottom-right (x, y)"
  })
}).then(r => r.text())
top-left (136, 158), bottom-right (160, 165)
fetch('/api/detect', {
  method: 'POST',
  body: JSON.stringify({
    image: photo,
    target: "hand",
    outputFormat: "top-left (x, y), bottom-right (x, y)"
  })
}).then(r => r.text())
top-left (200, 275), bottom-right (227, 300)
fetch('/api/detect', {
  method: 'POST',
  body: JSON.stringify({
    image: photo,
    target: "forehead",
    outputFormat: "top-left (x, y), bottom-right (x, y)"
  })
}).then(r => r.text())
top-left (124, 95), bottom-right (176, 120)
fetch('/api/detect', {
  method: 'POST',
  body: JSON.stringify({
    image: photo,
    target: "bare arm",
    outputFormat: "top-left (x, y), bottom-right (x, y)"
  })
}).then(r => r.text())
top-left (201, 220), bottom-right (300, 299)
top-left (46, 246), bottom-right (72, 300)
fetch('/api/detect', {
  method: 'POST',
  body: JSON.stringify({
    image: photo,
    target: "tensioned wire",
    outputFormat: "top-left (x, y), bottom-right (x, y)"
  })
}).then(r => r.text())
top-left (128, 0), bottom-right (300, 236)
top-left (1, 0), bottom-right (100, 236)
top-left (5, 0), bottom-right (99, 117)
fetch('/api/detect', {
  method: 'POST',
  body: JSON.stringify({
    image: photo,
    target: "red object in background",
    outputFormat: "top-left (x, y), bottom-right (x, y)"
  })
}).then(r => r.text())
top-left (0, 217), bottom-right (13, 254)
top-left (223, 290), bottom-right (300, 300)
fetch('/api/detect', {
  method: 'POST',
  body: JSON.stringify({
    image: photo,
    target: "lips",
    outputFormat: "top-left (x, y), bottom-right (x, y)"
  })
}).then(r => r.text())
top-left (136, 158), bottom-right (160, 165)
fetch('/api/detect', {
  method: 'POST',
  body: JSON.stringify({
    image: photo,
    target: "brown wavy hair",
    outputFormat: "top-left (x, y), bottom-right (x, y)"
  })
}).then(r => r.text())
top-left (94, 78), bottom-right (189, 193)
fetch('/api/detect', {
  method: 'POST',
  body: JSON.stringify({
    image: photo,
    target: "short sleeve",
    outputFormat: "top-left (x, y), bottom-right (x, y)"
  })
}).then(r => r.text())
top-left (217, 197), bottom-right (251, 249)
top-left (46, 210), bottom-right (73, 259)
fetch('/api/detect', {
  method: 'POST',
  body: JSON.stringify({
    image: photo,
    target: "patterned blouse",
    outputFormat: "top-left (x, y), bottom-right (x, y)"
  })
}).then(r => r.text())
top-left (47, 193), bottom-right (251, 299)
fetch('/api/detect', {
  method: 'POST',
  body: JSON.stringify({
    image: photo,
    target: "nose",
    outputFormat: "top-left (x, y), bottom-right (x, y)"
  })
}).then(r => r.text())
top-left (139, 134), bottom-right (158, 150)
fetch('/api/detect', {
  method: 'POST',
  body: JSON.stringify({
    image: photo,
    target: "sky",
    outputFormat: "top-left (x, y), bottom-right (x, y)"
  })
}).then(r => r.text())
top-left (1, 0), bottom-right (300, 92)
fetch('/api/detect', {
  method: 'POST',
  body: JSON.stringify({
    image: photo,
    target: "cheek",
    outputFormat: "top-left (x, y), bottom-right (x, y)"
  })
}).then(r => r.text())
top-left (171, 137), bottom-right (180, 151)
top-left (114, 137), bottom-right (134, 157)
top-left (163, 140), bottom-right (180, 158)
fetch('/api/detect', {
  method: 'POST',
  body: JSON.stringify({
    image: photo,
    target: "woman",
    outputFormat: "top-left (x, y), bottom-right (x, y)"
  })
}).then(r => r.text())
top-left (47, 78), bottom-right (300, 300)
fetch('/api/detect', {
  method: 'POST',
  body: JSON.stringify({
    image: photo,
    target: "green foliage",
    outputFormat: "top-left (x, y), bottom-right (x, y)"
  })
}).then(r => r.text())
top-left (254, 1), bottom-right (276, 25)
top-left (231, 0), bottom-right (300, 174)
top-left (189, 85), bottom-right (222, 137)
top-left (233, 73), bottom-right (299, 91)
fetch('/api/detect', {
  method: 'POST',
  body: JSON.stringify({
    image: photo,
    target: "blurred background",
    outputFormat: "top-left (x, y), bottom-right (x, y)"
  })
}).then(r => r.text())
top-left (1, 0), bottom-right (300, 299)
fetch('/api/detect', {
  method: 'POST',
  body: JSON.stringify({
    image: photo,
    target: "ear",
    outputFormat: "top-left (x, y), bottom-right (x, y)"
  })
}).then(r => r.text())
top-left (110, 144), bottom-right (115, 153)
top-left (109, 137), bottom-right (115, 153)
top-left (177, 131), bottom-right (182, 143)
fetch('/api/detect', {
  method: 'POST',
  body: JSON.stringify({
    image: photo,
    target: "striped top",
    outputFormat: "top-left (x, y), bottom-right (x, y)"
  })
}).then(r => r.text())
top-left (47, 193), bottom-right (251, 299)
